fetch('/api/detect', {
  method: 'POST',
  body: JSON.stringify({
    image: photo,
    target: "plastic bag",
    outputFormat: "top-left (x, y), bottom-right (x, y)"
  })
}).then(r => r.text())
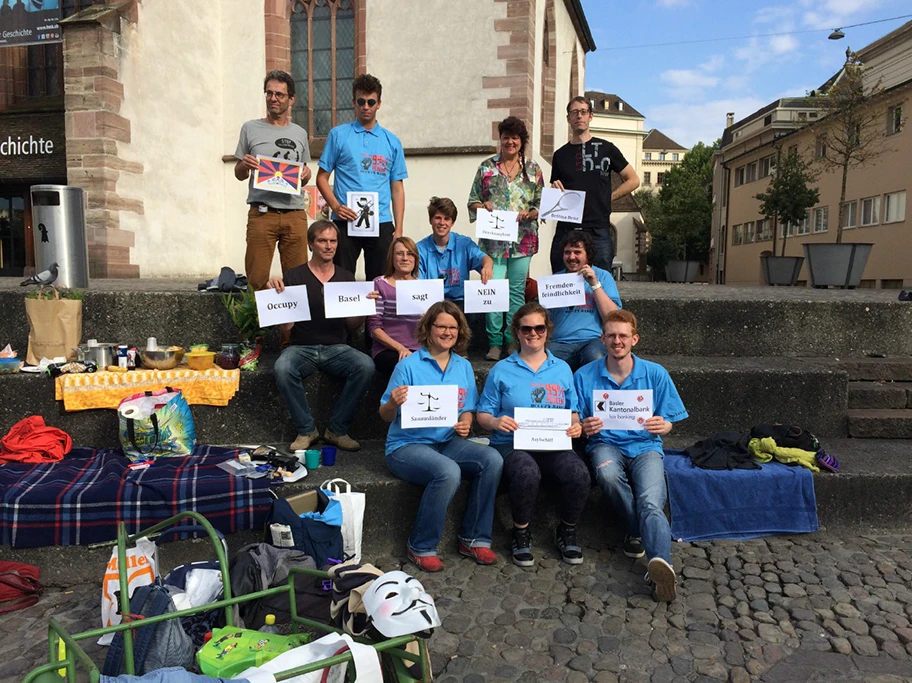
top-left (118, 387), bottom-right (196, 461)
top-left (99, 537), bottom-right (159, 645)
top-left (321, 478), bottom-right (365, 563)
top-left (240, 632), bottom-right (382, 683)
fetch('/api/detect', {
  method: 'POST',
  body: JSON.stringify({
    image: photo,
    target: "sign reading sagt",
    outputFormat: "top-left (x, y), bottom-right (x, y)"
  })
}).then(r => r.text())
top-left (592, 389), bottom-right (653, 431)
top-left (535, 273), bottom-right (587, 309)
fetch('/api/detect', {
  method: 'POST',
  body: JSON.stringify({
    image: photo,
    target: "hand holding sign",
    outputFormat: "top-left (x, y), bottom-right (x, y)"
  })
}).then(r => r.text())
top-left (592, 390), bottom-right (653, 431)
top-left (255, 285), bottom-right (312, 327)
top-left (535, 273), bottom-right (587, 309)
top-left (539, 187), bottom-right (585, 223)
top-left (476, 209), bottom-right (519, 242)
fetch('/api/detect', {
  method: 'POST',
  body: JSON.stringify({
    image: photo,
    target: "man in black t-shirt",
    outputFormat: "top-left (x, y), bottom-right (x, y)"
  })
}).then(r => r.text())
top-left (549, 96), bottom-right (640, 273)
top-left (267, 220), bottom-right (377, 452)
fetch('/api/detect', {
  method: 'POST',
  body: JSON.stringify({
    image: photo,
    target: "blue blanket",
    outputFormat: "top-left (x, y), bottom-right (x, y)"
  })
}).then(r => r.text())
top-left (664, 449), bottom-right (818, 542)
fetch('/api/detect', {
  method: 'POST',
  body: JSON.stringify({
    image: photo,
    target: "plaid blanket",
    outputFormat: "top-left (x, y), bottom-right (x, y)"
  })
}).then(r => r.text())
top-left (0, 446), bottom-right (275, 548)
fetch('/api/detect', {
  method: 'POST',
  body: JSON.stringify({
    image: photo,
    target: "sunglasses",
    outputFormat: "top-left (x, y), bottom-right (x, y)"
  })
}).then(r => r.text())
top-left (519, 324), bottom-right (547, 336)
top-left (356, 97), bottom-right (378, 107)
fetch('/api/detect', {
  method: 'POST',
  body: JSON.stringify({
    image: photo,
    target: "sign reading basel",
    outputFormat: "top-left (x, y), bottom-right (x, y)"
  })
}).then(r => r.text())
top-left (0, 0), bottom-right (62, 48)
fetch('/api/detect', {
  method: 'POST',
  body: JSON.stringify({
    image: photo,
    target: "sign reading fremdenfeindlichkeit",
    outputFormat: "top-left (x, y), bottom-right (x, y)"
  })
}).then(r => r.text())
top-left (0, 135), bottom-right (55, 156)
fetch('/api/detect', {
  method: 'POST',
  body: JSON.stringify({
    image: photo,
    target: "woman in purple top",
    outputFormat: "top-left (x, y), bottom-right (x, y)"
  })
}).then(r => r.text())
top-left (367, 237), bottom-right (423, 377)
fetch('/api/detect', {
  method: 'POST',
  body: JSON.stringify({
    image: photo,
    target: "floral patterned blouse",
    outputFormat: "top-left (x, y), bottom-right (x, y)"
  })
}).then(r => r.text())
top-left (467, 154), bottom-right (544, 259)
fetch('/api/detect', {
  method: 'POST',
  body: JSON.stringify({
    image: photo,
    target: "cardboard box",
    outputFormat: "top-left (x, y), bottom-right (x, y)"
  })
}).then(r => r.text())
top-left (281, 489), bottom-right (319, 516)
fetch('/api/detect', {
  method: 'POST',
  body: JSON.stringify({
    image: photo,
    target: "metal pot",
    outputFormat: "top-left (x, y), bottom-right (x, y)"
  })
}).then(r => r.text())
top-left (75, 343), bottom-right (118, 367)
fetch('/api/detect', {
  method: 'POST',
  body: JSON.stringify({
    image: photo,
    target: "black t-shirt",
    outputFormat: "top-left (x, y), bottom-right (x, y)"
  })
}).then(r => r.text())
top-left (284, 262), bottom-right (355, 346)
top-left (549, 137), bottom-right (629, 231)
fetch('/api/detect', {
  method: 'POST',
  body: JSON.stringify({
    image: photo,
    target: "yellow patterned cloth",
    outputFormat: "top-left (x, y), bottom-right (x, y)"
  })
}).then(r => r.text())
top-left (55, 368), bottom-right (241, 411)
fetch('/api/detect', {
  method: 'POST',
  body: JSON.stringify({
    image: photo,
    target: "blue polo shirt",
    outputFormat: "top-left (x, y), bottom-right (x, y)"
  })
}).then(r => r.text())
top-left (574, 353), bottom-right (688, 457)
top-left (318, 121), bottom-right (408, 224)
top-left (477, 351), bottom-right (579, 446)
top-left (381, 347), bottom-right (478, 456)
top-left (549, 266), bottom-right (622, 344)
top-left (417, 233), bottom-right (487, 301)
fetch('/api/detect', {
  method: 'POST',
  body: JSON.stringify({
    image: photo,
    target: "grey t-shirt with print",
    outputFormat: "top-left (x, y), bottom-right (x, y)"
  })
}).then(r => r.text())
top-left (235, 118), bottom-right (311, 210)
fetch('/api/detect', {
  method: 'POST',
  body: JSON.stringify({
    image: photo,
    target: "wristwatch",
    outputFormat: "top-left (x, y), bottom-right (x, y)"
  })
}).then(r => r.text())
top-left (590, 281), bottom-right (603, 291)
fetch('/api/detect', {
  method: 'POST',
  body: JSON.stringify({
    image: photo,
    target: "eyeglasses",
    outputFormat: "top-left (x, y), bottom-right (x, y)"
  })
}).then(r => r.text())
top-left (393, 251), bottom-right (415, 258)
top-left (432, 324), bottom-right (459, 333)
top-left (356, 97), bottom-right (378, 107)
top-left (568, 109), bottom-right (590, 117)
top-left (265, 90), bottom-right (289, 100)
top-left (519, 324), bottom-right (547, 336)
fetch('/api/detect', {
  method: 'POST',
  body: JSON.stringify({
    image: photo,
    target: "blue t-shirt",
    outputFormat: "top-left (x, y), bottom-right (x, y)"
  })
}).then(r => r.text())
top-left (318, 121), bottom-right (408, 224)
top-left (381, 347), bottom-right (478, 456)
top-left (574, 353), bottom-right (688, 457)
top-left (416, 233), bottom-right (487, 301)
top-left (549, 266), bottom-right (622, 344)
top-left (477, 351), bottom-right (579, 446)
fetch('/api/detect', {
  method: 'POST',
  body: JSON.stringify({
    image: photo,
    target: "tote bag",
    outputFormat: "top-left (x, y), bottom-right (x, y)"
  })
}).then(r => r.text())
top-left (321, 478), bottom-right (365, 563)
top-left (118, 387), bottom-right (196, 461)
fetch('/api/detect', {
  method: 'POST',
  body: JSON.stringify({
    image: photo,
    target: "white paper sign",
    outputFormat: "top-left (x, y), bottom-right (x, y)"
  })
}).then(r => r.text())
top-left (401, 385), bottom-right (459, 429)
top-left (539, 187), bottom-right (585, 223)
top-left (254, 285), bottom-right (312, 327)
top-left (513, 407), bottom-right (572, 451)
top-left (347, 191), bottom-right (380, 237)
top-left (396, 278), bottom-right (444, 315)
top-left (535, 273), bottom-right (587, 309)
top-left (323, 281), bottom-right (376, 319)
top-left (463, 279), bottom-right (509, 314)
top-left (592, 389), bottom-right (653, 431)
top-left (476, 209), bottom-right (519, 242)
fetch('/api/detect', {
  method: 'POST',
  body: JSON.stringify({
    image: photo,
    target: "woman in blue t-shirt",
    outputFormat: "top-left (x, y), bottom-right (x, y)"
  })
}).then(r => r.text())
top-left (379, 301), bottom-right (503, 572)
top-left (477, 302), bottom-right (591, 567)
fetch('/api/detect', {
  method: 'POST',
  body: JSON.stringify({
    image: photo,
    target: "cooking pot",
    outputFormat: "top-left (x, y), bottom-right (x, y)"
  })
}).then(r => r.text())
top-left (75, 343), bottom-right (119, 367)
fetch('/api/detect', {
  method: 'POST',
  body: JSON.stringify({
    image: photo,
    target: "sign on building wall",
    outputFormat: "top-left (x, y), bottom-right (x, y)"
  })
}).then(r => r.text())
top-left (0, 0), bottom-right (62, 48)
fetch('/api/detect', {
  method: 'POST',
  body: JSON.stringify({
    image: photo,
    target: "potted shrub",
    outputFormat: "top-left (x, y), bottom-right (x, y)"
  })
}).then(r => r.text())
top-left (222, 287), bottom-right (266, 371)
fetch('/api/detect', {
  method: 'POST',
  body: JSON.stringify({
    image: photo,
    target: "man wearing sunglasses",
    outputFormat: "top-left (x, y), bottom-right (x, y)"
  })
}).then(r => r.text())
top-left (548, 96), bottom-right (639, 273)
top-left (317, 74), bottom-right (408, 282)
top-left (235, 70), bottom-right (313, 293)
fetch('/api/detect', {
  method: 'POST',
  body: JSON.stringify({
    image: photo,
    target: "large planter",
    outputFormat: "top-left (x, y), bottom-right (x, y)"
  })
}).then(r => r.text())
top-left (760, 255), bottom-right (804, 286)
top-left (665, 260), bottom-right (700, 282)
top-left (802, 243), bottom-right (873, 289)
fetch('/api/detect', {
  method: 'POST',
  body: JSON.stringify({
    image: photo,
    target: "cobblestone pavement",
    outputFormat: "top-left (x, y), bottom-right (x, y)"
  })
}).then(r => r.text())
top-left (5, 530), bottom-right (912, 682)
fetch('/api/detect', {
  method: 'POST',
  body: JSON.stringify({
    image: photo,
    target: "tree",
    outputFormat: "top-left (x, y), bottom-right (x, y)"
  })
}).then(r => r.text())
top-left (754, 148), bottom-right (819, 256)
top-left (810, 50), bottom-right (889, 243)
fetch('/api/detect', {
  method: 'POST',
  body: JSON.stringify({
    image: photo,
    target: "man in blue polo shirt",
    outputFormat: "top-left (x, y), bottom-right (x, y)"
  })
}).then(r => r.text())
top-left (549, 230), bottom-right (621, 371)
top-left (574, 309), bottom-right (688, 603)
top-left (417, 196), bottom-right (493, 305)
top-left (317, 73), bottom-right (407, 281)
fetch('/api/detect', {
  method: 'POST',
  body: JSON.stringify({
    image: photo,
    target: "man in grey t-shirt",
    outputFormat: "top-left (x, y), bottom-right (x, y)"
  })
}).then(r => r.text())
top-left (235, 70), bottom-right (313, 292)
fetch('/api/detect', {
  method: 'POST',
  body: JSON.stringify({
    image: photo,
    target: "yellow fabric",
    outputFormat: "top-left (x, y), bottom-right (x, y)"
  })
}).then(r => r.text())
top-left (55, 368), bottom-right (241, 411)
top-left (748, 436), bottom-right (819, 472)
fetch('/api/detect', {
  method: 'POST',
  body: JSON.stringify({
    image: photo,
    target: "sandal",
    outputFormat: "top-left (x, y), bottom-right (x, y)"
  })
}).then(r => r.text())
top-left (815, 449), bottom-right (840, 473)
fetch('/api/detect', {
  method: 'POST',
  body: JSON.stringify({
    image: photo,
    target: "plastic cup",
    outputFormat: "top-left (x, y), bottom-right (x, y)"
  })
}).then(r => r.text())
top-left (321, 446), bottom-right (337, 466)
top-left (304, 449), bottom-right (320, 470)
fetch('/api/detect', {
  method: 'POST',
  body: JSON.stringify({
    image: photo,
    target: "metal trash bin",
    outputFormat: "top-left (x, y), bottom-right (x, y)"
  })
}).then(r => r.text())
top-left (30, 185), bottom-right (90, 289)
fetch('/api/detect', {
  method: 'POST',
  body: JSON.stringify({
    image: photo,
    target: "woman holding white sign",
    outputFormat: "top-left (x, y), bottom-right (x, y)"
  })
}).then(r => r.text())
top-left (379, 301), bottom-right (503, 573)
top-left (476, 302), bottom-right (590, 568)
top-left (467, 116), bottom-right (544, 362)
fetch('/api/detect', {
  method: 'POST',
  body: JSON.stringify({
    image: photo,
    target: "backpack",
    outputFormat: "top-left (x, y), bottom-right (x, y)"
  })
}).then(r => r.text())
top-left (0, 561), bottom-right (43, 615)
top-left (102, 580), bottom-right (195, 676)
top-left (263, 491), bottom-right (344, 567)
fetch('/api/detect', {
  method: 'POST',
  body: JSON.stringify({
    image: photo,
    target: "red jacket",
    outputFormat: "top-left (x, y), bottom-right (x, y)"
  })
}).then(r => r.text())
top-left (0, 416), bottom-right (72, 464)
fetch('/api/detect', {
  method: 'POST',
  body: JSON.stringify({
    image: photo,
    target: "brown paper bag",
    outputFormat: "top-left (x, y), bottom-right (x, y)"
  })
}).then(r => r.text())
top-left (25, 298), bottom-right (83, 365)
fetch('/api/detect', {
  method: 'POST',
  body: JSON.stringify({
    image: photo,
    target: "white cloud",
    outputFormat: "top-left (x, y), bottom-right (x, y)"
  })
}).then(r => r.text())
top-left (647, 97), bottom-right (768, 148)
top-left (699, 55), bottom-right (725, 73)
top-left (656, 0), bottom-right (692, 7)
top-left (659, 69), bottom-right (720, 101)
top-left (799, 0), bottom-right (890, 30)
top-left (753, 6), bottom-right (796, 25)
top-left (770, 34), bottom-right (799, 54)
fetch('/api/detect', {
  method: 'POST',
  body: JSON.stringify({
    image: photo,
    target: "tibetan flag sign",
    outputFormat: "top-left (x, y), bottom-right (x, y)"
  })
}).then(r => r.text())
top-left (254, 155), bottom-right (304, 195)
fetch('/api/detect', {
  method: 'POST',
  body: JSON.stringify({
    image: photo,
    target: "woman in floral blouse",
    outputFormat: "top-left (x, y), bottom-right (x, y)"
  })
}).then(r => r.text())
top-left (468, 116), bottom-right (544, 361)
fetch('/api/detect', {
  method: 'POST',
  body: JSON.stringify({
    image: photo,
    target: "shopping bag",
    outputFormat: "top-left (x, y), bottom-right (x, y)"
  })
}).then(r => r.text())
top-left (0, 561), bottom-right (43, 615)
top-left (24, 297), bottom-right (82, 365)
top-left (321, 478), bottom-right (365, 563)
top-left (239, 631), bottom-right (382, 683)
top-left (118, 387), bottom-right (197, 461)
top-left (99, 536), bottom-right (159, 645)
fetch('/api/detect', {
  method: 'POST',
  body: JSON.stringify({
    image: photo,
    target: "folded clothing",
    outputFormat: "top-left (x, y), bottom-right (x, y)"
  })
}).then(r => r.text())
top-left (684, 431), bottom-right (759, 470)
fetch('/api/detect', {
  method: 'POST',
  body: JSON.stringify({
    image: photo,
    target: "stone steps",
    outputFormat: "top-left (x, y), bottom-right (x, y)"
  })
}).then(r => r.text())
top-left (847, 409), bottom-right (912, 439)
top-left (848, 381), bottom-right (912, 410)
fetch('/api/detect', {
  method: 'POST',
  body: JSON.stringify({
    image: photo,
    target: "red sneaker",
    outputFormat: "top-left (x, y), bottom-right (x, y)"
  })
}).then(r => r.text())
top-left (457, 541), bottom-right (498, 565)
top-left (407, 548), bottom-right (444, 572)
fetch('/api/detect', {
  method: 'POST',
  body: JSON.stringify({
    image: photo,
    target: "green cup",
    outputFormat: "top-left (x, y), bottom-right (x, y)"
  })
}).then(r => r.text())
top-left (304, 449), bottom-right (320, 470)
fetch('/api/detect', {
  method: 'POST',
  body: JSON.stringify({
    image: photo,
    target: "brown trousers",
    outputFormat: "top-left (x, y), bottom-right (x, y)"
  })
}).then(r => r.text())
top-left (244, 206), bottom-right (309, 291)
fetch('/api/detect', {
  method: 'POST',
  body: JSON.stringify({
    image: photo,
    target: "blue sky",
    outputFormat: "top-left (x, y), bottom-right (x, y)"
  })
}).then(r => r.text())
top-left (580, 0), bottom-right (911, 148)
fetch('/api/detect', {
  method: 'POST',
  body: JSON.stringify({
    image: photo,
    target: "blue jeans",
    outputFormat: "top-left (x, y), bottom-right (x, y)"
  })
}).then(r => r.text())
top-left (550, 225), bottom-right (615, 273)
top-left (549, 338), bottom-right (607, 372)
top-left (386, 438), bottom-right (503, 556)
top-left (274, 344), bottom-right (375, 436)
top-left (590, 444), bottom-right (670, 564)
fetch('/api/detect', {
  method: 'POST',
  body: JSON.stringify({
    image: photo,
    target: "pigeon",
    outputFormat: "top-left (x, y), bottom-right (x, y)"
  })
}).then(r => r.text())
top-left (20, 262), bottom-right (59, 287)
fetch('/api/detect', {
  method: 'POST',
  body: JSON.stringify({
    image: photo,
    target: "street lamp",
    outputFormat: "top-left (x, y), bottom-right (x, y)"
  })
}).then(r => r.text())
top-left (828, 28), bottom-right (845, 40)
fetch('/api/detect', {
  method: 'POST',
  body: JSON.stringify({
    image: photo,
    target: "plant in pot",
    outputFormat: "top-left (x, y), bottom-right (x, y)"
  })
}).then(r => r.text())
top-left (754, 147), bottom-right (820, 285)
top-left (804, 50), bottom-right (890, 288)
top-left (222, 287), bottom-right (266, 371)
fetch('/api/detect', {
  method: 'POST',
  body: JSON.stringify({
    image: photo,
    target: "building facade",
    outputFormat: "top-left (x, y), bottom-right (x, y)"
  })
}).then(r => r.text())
top-left (0, 0), bottom-right (595, 280)
top-left (640, 128), bottom-right (687, 192)
top-left (712, 21), bottom-right (910, 288)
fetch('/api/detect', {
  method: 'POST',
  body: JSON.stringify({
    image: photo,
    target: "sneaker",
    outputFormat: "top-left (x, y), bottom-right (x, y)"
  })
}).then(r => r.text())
top-left (623, 535), bottom-right (645, 559)
top-left (457, 541), bottom-right (498, 565)
top-left (407, 548), bottom-right (444, 573)
top-left (290, 429), bottom-right (320, 452)
top-left (485, 346), bottom-right (501, 361)
top-left (323, 430), bottom-right (361, 452)
top-left (555, 522), bottom-right (583, 565)
top-left (646, 557), bottom-right (677, 602)
top-left (511, 527), bottom-right (534, 567)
